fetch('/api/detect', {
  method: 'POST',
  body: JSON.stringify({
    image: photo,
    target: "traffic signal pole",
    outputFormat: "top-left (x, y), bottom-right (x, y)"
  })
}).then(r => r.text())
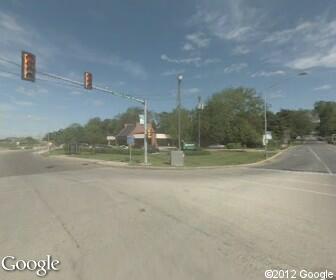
top-left (12, 51), bottom-right (150, 164)
top-left (92, 86), bottom-right (148, 165)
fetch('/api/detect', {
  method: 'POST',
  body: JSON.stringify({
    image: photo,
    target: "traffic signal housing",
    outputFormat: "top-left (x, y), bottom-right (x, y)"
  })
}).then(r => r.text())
top-left (84, 72), bottom-right (93, 89)
top-left (147, 128), bottom-right (152, 139)
top-left (21, 51), bottom-right (36, 82)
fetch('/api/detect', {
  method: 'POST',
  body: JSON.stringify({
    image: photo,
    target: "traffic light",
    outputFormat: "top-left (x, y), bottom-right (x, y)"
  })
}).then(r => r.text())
top-left (21, 51), bottom-right (36, 82)
top-left (84, 72), bottom-right (93, 89)
top-left (147, 128), bottom-right (152, 139)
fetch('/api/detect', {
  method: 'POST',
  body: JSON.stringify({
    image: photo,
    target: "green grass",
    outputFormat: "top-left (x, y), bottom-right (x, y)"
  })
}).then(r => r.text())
top-left (49, 148), bottom-right (277, 167)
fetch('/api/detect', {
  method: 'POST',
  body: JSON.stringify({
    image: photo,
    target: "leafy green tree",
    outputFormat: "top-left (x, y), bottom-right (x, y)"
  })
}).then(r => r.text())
top-left (314, 101), bottom-right (336, 136)
top-left (84, 118), bottom-right (106, 145)
top-left (275, 110), bottom-right (314, 140)
top-left (201, 87), bottom-right (264, 147)
top-left (157, 109), bottom-right (195, 143)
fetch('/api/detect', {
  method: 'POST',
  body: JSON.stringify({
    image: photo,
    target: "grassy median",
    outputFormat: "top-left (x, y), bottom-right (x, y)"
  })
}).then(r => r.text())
top-left (49, 148), bottom-right (276, 167)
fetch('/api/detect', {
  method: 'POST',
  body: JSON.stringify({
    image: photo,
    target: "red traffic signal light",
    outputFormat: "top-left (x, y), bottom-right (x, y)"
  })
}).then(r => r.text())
top-left (21, 51), bottom-right (36, 82)
top-left (84, 72), bottom-right (93, 89)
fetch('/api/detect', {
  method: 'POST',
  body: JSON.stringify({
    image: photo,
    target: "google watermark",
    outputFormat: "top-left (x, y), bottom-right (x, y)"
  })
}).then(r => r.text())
top-left (264, 269), bottom-right (334, 280)
top-left (1, 255), bottom-right (60, 277)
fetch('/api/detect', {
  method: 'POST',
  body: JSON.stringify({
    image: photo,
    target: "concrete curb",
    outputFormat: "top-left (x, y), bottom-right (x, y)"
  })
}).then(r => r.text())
top-left (47, 146), bottom-right (291, 171)
top-left (47, 154), bottom-right (128, 167)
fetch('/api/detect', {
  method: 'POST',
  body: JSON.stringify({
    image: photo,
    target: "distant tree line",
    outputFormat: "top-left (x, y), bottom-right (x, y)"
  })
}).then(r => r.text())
top-left (45, 87), bottom-right (336, 148)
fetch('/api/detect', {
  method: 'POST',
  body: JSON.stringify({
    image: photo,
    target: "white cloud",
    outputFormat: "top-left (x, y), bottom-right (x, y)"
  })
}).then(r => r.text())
top-left (0, 71), bottom-right (16, 79)
top-left (16, 86), bottom-right (48, 97)
top-left (313, 84), bottom-right (332, 91)
top-left (287, 46), bottom-right (336, 69)
top-left (184, 88), bottom-right (201, 96)
top-left (0, 11), bottom-right (60, 70)
top-left (26, 114), bottom-right (44, 122)
top-left (161, 69), bottom-right (185, 76)
top-left (182, 43), bottom-right (194, 51)
top-left (233, 45), bottom-right (250, 55)
top-left (160, 54), bottom-right (220, 67)
top-left (70, 90), bottom-right (84, 96)
top-left (189, 0), bottom-right (262, 42)
top-left (251, 70), bottom-right (285, 78)
top-left (0, 12), bottom-right (23, 33)
top-left (183, 32), bottom-right (210, 51)
top-left (0, 103), bottom-right (15, 112)
top-left (269, 90), bottom-right (285, 99)
top-left (93, 100), bottom-right (104, 107)
top-left (0, 12), bottom-right (147, 80)
top-left (264, 19), bottom-right (336, 70)
top-left (161, 54), bottom-right (201, 64)
top-left (202, 58), bottom-right (221, 65)
top-left (67, 43), bottom-right (148, 80)
top-left (263, 22), bottom-right (314, 44)
top-left (223, 63), bottom-right (248, 73)
top-left (13, 100), bottom-right (34, 106)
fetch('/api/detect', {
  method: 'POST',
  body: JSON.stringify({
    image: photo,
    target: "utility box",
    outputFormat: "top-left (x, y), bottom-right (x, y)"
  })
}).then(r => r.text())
top-left (170, 150), bottom-right (184, 167)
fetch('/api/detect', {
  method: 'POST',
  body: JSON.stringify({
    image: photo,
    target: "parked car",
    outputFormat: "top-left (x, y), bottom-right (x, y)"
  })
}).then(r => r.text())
top-left (208, 144), bottom-right (225, 149)
top-left (182, 142), bottom-right (197, 151)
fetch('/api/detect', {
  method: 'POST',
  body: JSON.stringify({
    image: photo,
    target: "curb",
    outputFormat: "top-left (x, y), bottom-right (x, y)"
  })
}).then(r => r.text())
top-left (47, 147), bottom-right (291, 171)
top-left (46, 154), bottom-right (128, 167)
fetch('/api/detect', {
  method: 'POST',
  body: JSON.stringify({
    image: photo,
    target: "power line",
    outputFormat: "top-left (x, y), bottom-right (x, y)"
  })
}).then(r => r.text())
top-left (0, 68), bottom-right (20, 77)
top-left (0, 56), bottom-right (20, 67)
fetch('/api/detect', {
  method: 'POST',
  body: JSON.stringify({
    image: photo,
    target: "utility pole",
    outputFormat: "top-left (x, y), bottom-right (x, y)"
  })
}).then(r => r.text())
top-left (177, 75), bottom-right (183, 150)
top-left (48, 132), bottom-right (50, 153)
top-left (264, 94), bottom-right (267, 159)
top-left (198, 96), bottom-right (202, 148)
top-left (144, 99), bottom-right (148, 165)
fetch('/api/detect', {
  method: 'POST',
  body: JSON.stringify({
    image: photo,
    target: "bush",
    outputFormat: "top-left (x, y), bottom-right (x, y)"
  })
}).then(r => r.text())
top-left (91, 146), bottom-right (143, 155)
top-left (226, 143), bottom-right (242, 149)
top-left (266, 140), bottom-right (281, 150)
top-left (184, 149), bottom-right (211, 156)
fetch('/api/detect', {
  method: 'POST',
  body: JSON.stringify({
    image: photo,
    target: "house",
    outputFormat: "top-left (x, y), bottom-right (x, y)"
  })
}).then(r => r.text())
top-left (115, 123), bottom-right (172, 148)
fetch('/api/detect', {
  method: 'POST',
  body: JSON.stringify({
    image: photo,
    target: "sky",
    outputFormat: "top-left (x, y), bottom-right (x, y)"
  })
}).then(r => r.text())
top-left (0, 0), bottom-right (336, 138)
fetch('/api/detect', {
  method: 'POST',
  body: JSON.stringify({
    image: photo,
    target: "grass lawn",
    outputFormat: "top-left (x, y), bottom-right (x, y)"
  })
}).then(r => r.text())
top-left (49, 148), bottom-right (277, 167)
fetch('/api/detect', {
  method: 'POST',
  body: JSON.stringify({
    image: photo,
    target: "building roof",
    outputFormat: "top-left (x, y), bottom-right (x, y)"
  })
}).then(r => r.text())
top-left (116, 124), bottom-right (136, 137)
top-left (116, 123), bottom-right (153, 138)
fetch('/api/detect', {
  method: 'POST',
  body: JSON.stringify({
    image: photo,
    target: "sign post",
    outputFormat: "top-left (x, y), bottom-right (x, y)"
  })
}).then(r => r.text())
top-left (127, 135), bottom-right (135, 163)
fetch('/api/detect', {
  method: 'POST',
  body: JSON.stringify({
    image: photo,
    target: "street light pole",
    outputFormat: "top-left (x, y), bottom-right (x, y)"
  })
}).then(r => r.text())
top-left (262, 71), bottom-right (308, 159)
top-left (177, 74), bottom-right (183, 150)
top-left (198, 96), bottom-right (202, 148)
top-left (144, 99), bottom-right (148, 165)
top-left (264, 94), bottom-right (267, 159)
top-left (48, 132), bottom-right (50, 153)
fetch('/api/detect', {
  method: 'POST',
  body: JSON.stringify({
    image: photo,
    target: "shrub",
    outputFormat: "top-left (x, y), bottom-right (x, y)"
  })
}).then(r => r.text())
top-left (184, 150), bottom-right (211, 156)
top-left (226, 143), bottom-right (242, 149)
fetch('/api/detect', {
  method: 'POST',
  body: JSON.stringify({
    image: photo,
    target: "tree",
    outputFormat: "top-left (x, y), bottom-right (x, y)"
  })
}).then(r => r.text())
top-left (84, 118), bottom-right (106, 145)
top-left (314, 101), bottom-right (336, 136)
top-left (201, 87), bottom-right (264, 147)
top-left (275, 110), bottom-right (314, 140)
top-left (157, 109), bottom-right (195, 143)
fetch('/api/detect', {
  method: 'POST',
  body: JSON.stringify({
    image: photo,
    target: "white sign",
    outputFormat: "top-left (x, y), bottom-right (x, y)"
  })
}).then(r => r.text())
top-left (106, 136), bottom-right (115, 141)
top-left (139, 114), bottom-right (144, 125)
top-left (266, 131), bottom-right (272, 140)
top-left (262, 132), bottom-right (272, 146)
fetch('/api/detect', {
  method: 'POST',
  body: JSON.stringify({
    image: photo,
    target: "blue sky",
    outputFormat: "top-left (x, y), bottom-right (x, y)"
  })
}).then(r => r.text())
top-left (0, 0), bottom-right (336, 138)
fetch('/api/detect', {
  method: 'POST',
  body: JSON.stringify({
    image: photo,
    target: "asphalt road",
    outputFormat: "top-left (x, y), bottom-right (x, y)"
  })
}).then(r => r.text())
top-left (257, 143), bottom-right (336, 174)
top-left (0, 147), bottom-right (335, 279)
top-left (0, 150), bottom-right (99, 178)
